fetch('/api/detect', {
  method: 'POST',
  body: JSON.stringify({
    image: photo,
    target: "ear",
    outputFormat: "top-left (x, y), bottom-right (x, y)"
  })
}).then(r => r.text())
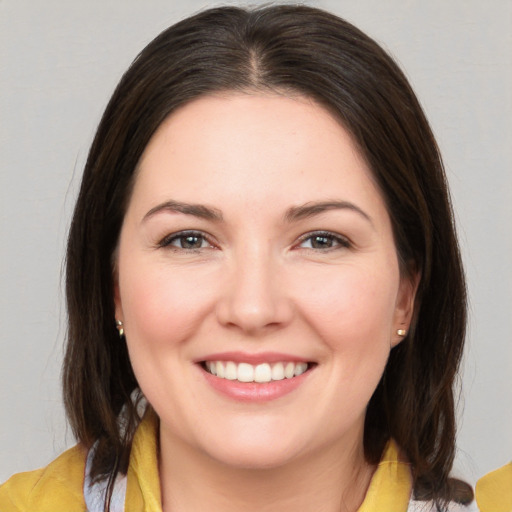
top-left (391, 270), bottom-right (420, 347)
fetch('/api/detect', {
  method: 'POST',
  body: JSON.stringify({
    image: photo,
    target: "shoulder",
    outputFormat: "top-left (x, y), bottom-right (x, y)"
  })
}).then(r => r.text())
top-left (475, 462), bottom-right (512, 512)
top-left (0, 444), bottom-right (87, 512)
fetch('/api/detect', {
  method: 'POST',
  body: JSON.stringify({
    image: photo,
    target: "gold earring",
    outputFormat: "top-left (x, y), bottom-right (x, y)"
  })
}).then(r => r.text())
top-left (116, 320), bottom-right (124, 337)
top-left (397, 328), bottom-right (407, 337)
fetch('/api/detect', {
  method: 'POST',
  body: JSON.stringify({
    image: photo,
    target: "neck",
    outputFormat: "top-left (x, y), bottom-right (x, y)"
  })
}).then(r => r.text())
top-left (159, 428), bottom-right (374, 512)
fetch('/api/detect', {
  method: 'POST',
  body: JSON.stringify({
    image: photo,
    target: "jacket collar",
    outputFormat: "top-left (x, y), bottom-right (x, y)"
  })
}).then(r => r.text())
top-left (87, 409), bottom-right (413, 512)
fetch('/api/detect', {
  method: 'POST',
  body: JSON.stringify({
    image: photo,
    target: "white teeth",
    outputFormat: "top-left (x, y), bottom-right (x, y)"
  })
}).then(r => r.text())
top-left (271, 362), bottom-right (285, 381)
top-left (207, 361), bottom-right (217, 375)
top-left (204, 361), bottom-right (310, 383)
top-left (237, 363), bottom-right (254, 382)
top-left (254, 363), bottom-right (272, 383)
top-left (294, 362), bottom-right (308, 376)
top-left (284, 362), bottom-right (295, 379)
top-left (225, 361), bottom-right (237, 380)
top-left (216, 361), bottom-right (225, 378)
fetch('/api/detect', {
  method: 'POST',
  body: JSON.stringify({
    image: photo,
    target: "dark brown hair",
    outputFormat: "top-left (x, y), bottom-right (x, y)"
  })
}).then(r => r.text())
top-left (64, 4), bottom-right (471, 507)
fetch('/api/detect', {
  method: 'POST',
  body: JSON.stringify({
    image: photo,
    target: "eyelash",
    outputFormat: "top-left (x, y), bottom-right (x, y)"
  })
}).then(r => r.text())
top-left (158, 230), bottom-right (350, 252)
top-left (158, 230), bottom-right (214, 251)
top-left (296, 231), bottom-right (351, 251)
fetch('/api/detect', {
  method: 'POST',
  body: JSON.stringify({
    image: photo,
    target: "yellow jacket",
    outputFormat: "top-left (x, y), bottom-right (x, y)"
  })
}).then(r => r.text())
top-left (475, 462), bottom-right (512, 512)
top-left (0, 412), bottom-right (471, 512)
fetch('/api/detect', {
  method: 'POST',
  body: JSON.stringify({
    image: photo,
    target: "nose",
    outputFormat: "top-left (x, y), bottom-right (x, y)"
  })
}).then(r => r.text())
top-left (215, 246), bottom-right (293, 335)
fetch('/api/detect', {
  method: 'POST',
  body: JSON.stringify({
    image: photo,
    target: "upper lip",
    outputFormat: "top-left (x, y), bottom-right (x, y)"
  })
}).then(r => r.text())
top-left (195, 351), bottom-right (313, 365)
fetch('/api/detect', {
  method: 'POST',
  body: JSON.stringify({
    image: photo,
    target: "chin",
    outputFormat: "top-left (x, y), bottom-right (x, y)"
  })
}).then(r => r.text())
top-left (203, 440), bottom-right (303, 471)
top-left (190, 417), bottom-right (310, 470)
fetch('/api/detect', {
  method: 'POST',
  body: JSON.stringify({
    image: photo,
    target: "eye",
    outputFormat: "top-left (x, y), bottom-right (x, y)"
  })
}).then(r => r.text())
top-left (159, 230), bottom-right (212, 250)
top-left (297, 231), bottom-right (350, 250)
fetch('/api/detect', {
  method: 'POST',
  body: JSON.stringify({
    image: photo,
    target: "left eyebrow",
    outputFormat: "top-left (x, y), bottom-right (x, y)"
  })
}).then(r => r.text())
top-left (142, 200), bottom-right (224, 223)
top-left (284, 200), bottom-right (374, 226)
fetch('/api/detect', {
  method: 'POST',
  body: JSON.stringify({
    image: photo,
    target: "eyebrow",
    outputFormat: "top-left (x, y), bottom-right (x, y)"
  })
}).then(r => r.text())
top-left (142, 199), bottom-right (372, 226)
top-left (284, 201), bottom-right (373, 225)
top-left (143, 200), bottom-right (224, 222)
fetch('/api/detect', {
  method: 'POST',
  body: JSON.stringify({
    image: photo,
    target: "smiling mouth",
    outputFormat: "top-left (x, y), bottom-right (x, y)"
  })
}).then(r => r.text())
top-left (201, 361), bottom-right (314, 383)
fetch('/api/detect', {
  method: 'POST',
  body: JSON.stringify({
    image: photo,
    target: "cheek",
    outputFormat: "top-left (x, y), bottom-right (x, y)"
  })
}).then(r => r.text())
top-left (118, 262), bottom-right (216, 354)
top-left (299, 266), bottom-right (399, 419)
top-left (297, 264), bottom-right (399, 347)
top-left (118, 261), bottom-right (220, 414)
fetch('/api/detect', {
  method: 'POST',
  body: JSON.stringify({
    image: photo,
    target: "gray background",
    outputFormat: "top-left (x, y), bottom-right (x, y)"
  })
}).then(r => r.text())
top-left (1, 0), bottom-right (511, 486)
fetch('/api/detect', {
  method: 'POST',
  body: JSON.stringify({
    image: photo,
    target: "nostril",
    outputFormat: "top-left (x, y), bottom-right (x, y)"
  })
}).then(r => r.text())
top-left (215, 297), bottom-right (294, 335)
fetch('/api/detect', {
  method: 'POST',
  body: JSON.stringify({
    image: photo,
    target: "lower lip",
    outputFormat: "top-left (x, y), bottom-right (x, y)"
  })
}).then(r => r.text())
top-left (199, 365), bottom-right (313, 402)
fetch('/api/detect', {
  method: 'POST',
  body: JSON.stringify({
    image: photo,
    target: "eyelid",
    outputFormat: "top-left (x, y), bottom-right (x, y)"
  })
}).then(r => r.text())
top-left (295, 230), bottom-right (351, 250)
top-left (156, 229), bottom-right (350, 251)
top-left (157, 229), bottom-right (216, 250)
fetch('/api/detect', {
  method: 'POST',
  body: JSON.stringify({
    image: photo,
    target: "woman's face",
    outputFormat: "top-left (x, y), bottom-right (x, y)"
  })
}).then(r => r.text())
top-left (115, 93), bottom-right (416, 469)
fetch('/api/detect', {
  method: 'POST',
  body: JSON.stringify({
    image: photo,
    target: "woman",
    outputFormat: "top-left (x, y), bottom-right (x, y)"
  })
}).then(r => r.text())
top-left (0, 5), bottom-right (476, 511)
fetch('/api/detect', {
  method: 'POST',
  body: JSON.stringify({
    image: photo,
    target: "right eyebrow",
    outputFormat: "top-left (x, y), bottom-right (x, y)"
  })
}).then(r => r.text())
top-left (142, 200), bottom-right (224, 223)
top-left (284, 200), bottom-right (373, 226)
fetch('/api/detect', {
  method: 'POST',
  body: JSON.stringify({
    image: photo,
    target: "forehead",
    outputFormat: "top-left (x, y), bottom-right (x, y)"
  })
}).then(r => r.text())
top-left (132, 92), bottom-right (387, 223)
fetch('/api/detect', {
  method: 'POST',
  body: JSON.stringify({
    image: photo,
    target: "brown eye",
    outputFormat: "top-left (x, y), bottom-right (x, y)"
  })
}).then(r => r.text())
top-left (311, 235), bottom-right (334, 249)
top-left (177, 234), bottom-right (204, 249)
top-left (160, 231), bottom-right (210, 250)
top-left (299, 232), bottom-right (350, 250)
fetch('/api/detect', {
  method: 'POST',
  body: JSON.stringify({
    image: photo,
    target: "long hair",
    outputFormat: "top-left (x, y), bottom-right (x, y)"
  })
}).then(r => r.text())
top-left (64, 4), bottom-right (471, 507)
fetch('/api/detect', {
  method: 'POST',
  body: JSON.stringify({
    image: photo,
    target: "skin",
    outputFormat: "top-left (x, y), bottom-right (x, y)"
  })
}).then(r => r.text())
top-left (114, 93), bottom-right (417, 511)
